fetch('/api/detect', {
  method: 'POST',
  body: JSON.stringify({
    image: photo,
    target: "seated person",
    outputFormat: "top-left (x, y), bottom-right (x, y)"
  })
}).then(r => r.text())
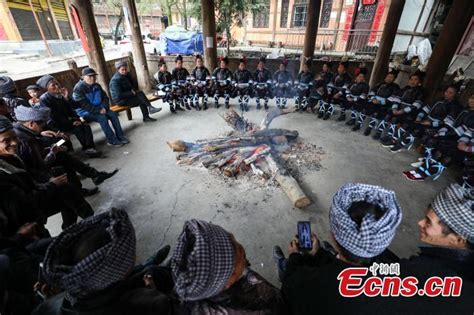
top-left (109, 60), bottom-right (161, 122)
top-left (318, 61), bottom-right (334, 86)
top-left (404, 94), bottom-right (474, 181)
top-left (273, 58), bottom-right (293, 109)
top-left (0, 76), bottom-right (29, 121)
top-left (171, 55), bottom-right (191, 111)
top-left (212, 56), bottom-right (234, 109)
top-left (233, 57), bottom-right (253, 112)
top-left (27, 84), bottom-right (42, 108)
top-left (73, 67), bottom-right (129, 146)
top-left (294, 59), bottom-right (314, 111)
top-left (362, 69), bottom-right (401, 138)
top-left (0, 115), bottom-right (94, 233)
top-left (379, 71), bottom-right (424, 152)
top-left (190, 55), bottom-right (211, 111)
top-left (278, 183), bottom-right (402, 314)
top-left (153, 59), bottom-right (175, 113)
top-left (37, 75), bottom-right (101, 158)
top-left (13, 105), bottom-right (118, 196)
top-left (253, 56), bottom-right (273, 110)
top-left (33, 209), bottom-right (173, 315)
top-left (395, 184), bottom-right (473, 312)
top-left (171, 219), bottom-right (287, 314)
top-left (320, 61), bottom-right (352, 120)
top-left (337, 68), bottom-right (369, 129)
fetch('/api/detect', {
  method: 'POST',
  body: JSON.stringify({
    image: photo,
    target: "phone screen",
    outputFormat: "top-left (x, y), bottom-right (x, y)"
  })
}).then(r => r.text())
top-left (56, 139), bottom-right (66, 147)
top-left (297, 221), bottom-right (312, 250)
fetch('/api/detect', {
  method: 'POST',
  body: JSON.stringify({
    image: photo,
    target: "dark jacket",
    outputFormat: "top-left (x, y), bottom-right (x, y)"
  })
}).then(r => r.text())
top-left (1, 94), bottom-right (30, 121)
top-left (39, 92), bottom-right (80, 132)
top-left (418, 99), bottom-right (463, 128)
top-left (371, 81), bottom-right (401, 99)
top-left (72, 80), bottom-right (109, 116)
top-left (109, 72), bottom-right (137, 104)
top-left (212, 68), bottom-right (233, 81)
top-left (348, 81), bottom-right (370, 97)
top-left (254, 68), bottom-right (272, 83)
top-left (397, 85), bottom-right (424, 104)
top-left (331, 72), bottom-right (352, 88)
top-left (14, 123), bottom-right (54, 183)
top-left (0, 155), bottom-right (53, 238)
top-left (174, 269), bottom-right (288, 315)
top-left (319, 71), bottom-right (334, 85)
top-left (154, 71), bottom-right (173, 85)
top-left (296, 71), bottom-right (314, 84)
top-left (234, 69), bottom-right (253, 83)
top-left (273, 70), bottom-right (293, 84)
top-left (191, 66), bottom-right (210, 81)
top-left (172, 67), bottom-right (190, 82)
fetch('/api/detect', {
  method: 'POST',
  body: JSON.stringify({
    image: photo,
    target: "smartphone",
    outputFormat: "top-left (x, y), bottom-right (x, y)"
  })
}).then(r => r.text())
top-left (297, 221), bottom-right (312, 251)
top-left (55, 139), bottom-right (66, 147)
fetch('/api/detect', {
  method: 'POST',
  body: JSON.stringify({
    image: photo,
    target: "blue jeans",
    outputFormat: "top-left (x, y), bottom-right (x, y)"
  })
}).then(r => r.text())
top-left (85, 111), bottom-right (124, 144)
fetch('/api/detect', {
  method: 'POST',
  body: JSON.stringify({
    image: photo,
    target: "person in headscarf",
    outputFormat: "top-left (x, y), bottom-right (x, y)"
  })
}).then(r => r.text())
top-left (273, 57), bottom-right (293, 109)
top-left (212, 56), bottom-right (233, 109)
top-left (33, 209), bottom-right (173, 315)
top-left (38, 74), bottom-right (101, 158)
top-left (109, 60), bottom-right (162, 123)
top-left (253, 56), bottom-right (273, 111)
top-left (190, 55), bottom-right (211, 111)
top-left (13, 105), bottom-right (118, 197)
top-left (394, 184), bottom-right (474, 313)
top-left (278, 183), bottom-right (402, 315)
top-left (171, 219), bottom-right (287, 314)
top-left (0, 76), bottom-right (29, 121)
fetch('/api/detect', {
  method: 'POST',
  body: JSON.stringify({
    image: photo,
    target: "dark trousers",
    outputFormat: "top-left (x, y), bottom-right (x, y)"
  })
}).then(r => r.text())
top-left (52, 151), bottom-right (98, 189)
top-left (71, 124), bottom-right (95, 151)
top-left (84, 111), bottom-right (124, 144)
top-left (118, 91), bottom-right (151, 119)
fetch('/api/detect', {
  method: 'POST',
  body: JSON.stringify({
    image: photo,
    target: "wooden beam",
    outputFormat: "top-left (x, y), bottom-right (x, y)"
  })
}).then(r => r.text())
top-left (300, 0), bottom-right (322, 71)
top-left (201, 0), bottom-right (218, 71)
top-left (70, 0), bottom-right (111, 96)
top-left (369, 0), bottom-right (405, 87)
top-left (423, 0), bottom-right (474, 102)
top-left (47, 0), bottom-right (63, 40)
top-left (29, 0), bottom-right (53, 57)
top-left (123, 0), bottom-right (153, 92)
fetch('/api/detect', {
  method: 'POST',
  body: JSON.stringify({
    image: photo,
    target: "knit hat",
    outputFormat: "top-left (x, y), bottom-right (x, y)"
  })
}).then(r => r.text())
top-left (171, 219), bottom-right (235, 301)
top-left (329, 183), bottom-right (402, 258)
top-left (0, 76), bottom-right (15, 95)
top-left (0, 116), bottom-right (13, 133)
top-left (14, 105), bottom-right (50, 122)
top-left (36, 75), bottom-right (56, 89)
top-left (432, 184), bottom-right (474, 243)
top-left (42, 208), bottom-right (136, 303)
top-left (115, 60), bottom-right (128, 69)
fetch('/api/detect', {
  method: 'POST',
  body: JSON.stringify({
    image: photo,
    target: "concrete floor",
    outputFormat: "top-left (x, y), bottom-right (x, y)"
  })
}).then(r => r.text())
top-left (46, 98), bottom-right (457, 286)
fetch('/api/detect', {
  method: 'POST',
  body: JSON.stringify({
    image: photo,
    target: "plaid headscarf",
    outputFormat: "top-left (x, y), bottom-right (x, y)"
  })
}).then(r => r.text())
top-left (330, 183), bottom-right (402, 258)
top-left (432, 184), bottom-right (474, 243)
top-left (171, 219), bottom-right (235, 301)
top-left (42, 208), bottom-right (136, 303)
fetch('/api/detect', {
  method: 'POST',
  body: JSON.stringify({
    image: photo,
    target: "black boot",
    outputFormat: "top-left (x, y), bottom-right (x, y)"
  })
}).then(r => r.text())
top-left (363, 127), bottom-right (372, 136)
top-left (323, 112), bottom-right (331, 120)
top-left (372, 130), bottom-right (382, 140)
top-left (148, 105), bottom-right (162, 115)
top-left (143, 116), bottom-right (157, 122)
top-left (92, 169), bottom-right (119, 185)
top-left (203, 103), bottom-right (208, 110)
top-left (82, 187), bottom-right (99, 197)
top-left (170, 104), bottom-right (176, 114)
top-left (346, 119), bottom-right (355, 126)
top-left (351, 123), bottom-right (361, 131)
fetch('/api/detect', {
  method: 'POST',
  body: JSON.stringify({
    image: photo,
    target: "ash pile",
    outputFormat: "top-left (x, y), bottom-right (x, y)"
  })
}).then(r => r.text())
top-left (167, 108), bottom-right (324, 209)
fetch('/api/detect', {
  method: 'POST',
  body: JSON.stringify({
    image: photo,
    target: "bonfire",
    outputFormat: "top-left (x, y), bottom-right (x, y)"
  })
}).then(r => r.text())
top-left (167, 108), bottom-right (312, 208)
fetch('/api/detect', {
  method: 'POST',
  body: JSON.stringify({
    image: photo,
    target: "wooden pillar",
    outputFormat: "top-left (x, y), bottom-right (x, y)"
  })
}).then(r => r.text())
top-left (423, 0), bottom-right (474, 102)
top-left (64, 0), bottom-right (79, 39)
top-left (271, 0), bottom-right (278, 42)
top-left (123, 0), bottom-right (153, 92)
top-left (47, 0), bottom-right (63, 40)
top-left (201, 0), bottom-right (218, 71)
top-left (300, 0), bottom-right (321, 71)
top-left (29, 0), bottom-right (53, 57)
top-left (369, 0), bottom-right (405, 87)
top-left (70, 0), bottom-right (110, 95)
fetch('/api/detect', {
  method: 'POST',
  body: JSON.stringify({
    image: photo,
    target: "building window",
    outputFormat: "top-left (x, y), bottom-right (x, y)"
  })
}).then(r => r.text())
top-left (292, 0), bottom-right (308, 28)
top-left (319, 0), bottom-right (332, 28)
top-left (253, 0), bottom-right (270, 28)
top-left (280, 0), bottom-right (289, 28)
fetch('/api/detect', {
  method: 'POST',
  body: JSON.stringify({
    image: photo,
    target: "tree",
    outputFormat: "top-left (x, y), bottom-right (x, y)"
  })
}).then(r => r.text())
top-left (103, 0), bottom-right (124, 44)
top-left (189, 0), bottom-right (265, 54)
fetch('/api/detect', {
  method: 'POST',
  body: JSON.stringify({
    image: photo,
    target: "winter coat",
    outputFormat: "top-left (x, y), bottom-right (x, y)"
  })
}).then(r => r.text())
top-left (212, 68), bottom-right (233, 81)
top-left (192, 67), bottom-right (211, 81)
top-left (173, 269), bottom-right (288, 315)
top-left (349, 82), bottom-right (370, 97)
top-left (233, 69), bottom-right (253, 83)
top-left (273, 70), bottom-right (293, 84)
top-left (172, 67), bottom-right (190, 82)
top-left (319, 71), bottom-right (334, 85)
top-left (39, 92), bottom-right (80, 132)
top-left (72, 80), bottom-right (109, 116)
top-left (109, 72), bottom-right (137, 104)
top-left (1, 94), bottom-right (29, 121)
top-left (371, 81), bottom-right (401, 99)
top-left (417, 99), bottom-right (463, 128)
top-left (296, 71), bottom-right (314, 84)
top-left (254, 68), bottom-right (272, 83)
top-left (331, 72), bottom-right (352, 88)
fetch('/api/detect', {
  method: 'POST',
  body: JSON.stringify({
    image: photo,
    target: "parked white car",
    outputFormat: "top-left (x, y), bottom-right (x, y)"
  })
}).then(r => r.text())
top-left (119, 33), bottom-right (160, 55)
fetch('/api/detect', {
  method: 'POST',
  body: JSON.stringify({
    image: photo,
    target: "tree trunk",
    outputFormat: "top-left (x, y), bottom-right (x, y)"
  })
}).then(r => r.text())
top-left (114, 7), bottom-right (124, 45)
top-left (183, 0), bottom-right (188, 30)
top-left (226, 27), bottom-right (231, 55)
top-left (167, 5), bottom-right (173, 25)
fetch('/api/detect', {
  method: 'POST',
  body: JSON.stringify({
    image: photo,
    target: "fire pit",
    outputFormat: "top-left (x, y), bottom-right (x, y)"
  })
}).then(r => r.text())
top-left (167, 108), bottom-right (321, 209)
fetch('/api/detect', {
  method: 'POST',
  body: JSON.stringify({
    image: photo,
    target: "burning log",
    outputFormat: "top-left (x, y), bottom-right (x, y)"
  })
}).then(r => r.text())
top-left (266, 155), bottom-right (311, 209)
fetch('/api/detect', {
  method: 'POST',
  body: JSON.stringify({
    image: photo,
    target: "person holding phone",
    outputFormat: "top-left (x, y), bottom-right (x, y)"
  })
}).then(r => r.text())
top-left (13, 106), bottom-right (118, 197)
top-left (277, 183), bottom-right (402, 314)
top-left (73, 67), bottom-right (129, 146)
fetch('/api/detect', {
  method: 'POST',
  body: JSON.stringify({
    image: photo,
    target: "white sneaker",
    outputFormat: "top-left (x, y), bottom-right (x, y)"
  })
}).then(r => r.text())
top-left (411, 161), bottom-right (423, 168)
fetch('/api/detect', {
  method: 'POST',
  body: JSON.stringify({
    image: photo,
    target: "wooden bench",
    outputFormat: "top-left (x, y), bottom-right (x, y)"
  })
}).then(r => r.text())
top-left (110, 94), bottom-right (161, 120)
